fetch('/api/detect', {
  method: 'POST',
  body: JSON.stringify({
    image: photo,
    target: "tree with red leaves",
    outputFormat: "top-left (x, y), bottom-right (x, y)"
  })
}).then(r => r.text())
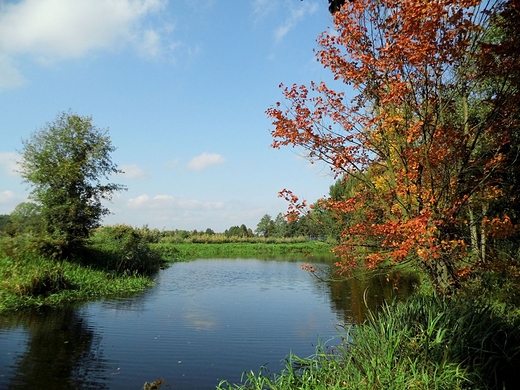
top-left (268, 0), bottom-right (520, 294)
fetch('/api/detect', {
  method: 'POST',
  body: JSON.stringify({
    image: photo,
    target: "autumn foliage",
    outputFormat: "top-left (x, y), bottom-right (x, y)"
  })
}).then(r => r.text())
top-left (268, 0), bottom-right (520, 293)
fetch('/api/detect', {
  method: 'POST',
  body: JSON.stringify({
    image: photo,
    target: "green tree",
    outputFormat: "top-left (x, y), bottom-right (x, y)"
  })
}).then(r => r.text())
top-left (297, 212), bottom-right (325, 240)
top-left (0, 214), bottom-right (10, 233)
top-left (323, 174), bottom-right (377, 243)
top-left (224, 224), bottom-right (252, 237)
top-left (273, 213), bottom-right (288, 237)
top-left (19, 112), bottom-right (126, 256)
top-left (255, 214), bottom-right (275, 237)
top-left (9, 202), bottom-right (42, 235)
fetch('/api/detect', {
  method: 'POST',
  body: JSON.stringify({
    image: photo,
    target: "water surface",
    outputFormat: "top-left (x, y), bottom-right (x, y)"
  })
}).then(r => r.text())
top-left (0, 258), bottom-right (416, 389)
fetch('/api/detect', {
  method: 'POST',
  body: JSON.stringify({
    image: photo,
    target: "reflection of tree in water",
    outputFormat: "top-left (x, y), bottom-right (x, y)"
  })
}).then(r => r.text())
top-left (99, 290), bottom-right (152, 312)
top-left (318, 265), bottom-right (420, 324)
top-left (3, 307), bottom-right (110, 390)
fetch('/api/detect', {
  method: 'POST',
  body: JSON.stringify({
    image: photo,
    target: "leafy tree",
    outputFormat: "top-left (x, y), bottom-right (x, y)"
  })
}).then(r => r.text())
top-left (273, 213), bottom-right (288, 237)
top-left (18, 112), bottom-right (126, 256)
top-left (463, 0), bottom-right (520, 262)
top-left (299, 211), bottom-right (328, 240)
top-left (0, 214), bottom-right (10, 233)
top-left (9, 202), bottom-right (42, 235)
top-left (285, 218), bottom-right (302, 237)
top-left (309, 175), bottom-right (365, 243)
top-left (255, 214), bottom-right (275, 237)
top-left (225, 224), bottom-right (252, 238)
top-left (268, 0), bottom-right (519, 293)
top-left (327, 0), bottom-right (347, 13)
top-left (301, 0), bottom-right (347, 14)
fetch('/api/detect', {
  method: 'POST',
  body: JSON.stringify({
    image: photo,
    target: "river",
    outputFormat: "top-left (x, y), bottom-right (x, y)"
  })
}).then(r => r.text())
top-left (0, 258), bottom-right (417, 389)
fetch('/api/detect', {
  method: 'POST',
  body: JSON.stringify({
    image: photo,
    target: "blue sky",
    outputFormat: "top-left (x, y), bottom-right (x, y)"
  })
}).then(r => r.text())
top-left (0, 0), bottom-right (340, 232)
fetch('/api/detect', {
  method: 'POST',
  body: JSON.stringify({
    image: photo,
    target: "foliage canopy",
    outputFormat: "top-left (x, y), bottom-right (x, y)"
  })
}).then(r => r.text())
top-left (19, 111), bottom-right (126, 256)
top-left (268, 0), bottom-right (520, 293)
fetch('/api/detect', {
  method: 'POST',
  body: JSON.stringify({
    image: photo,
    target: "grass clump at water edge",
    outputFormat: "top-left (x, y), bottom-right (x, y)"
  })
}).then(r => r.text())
top-left (0, 254), bottom-right (154, 312)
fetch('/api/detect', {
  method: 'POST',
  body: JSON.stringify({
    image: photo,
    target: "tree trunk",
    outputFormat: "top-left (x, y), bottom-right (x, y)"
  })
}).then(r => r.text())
top-left (481, 203), bottom-right (488, 263)
top-left (468, 206), bottom-right (480, 260)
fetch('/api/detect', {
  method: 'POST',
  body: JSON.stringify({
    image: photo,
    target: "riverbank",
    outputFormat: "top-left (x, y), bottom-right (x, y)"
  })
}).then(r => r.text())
top-left (0, 254), bottom-right (154, 312)
top-left (2, 232), bottom-right (519, 388)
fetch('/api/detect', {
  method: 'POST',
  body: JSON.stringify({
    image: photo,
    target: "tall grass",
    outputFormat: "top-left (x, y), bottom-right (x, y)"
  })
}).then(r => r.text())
top-left (218, 294), bottom-right (520, 390)
top-left (158, 234), bottom-right (313, 244)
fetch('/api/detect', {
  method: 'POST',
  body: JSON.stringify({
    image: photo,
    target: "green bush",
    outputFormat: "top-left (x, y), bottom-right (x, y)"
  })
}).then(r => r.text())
top-left (158, 234), bottom-right (311, 244)
top-left (88, 224), bottom-right (164, 275)
top-left (150, 244), bottom-right (182, 262)
top-left (150, 241), bottom-right (333, 261)
top-left (0, 233), bottom-right (64, 260)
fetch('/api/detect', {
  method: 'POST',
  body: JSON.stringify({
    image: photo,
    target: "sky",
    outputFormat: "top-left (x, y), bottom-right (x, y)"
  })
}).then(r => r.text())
top-left (0, 0), bottom-right (342, 233)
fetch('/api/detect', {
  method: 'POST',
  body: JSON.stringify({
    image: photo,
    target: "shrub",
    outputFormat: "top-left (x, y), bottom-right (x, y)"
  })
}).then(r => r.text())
top-left (88, 225), bottom-right (163, 275)
top-left (0, 233), bottom-right (69, 260)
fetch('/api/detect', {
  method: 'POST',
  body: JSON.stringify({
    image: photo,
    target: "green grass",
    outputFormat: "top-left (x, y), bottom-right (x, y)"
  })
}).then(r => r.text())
top-left (158, 234), bottom-right (314, 244)
top-left (217, 293), bottom-right (520, 390)
top-left (151, 241), bottom-right (334, 262)
top-left (0, 254), bottom-right (153, 312)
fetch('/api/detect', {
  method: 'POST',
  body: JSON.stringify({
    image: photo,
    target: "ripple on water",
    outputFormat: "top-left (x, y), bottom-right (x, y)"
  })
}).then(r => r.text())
top-left (1, 259), bottom-right (370, 390)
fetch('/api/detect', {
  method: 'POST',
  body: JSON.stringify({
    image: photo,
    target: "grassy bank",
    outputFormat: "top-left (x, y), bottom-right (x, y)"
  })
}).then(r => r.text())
top-left (0, 254), bottom-right (154, 312)
top-left (217, 292), bottom-right (520, 390)
top-left (151, 241), bottom-right (334, 262)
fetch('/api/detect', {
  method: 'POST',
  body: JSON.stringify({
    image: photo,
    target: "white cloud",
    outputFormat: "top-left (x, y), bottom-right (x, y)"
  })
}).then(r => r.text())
top-left (164, 158), bottom-right (179, 169)
top-left (127, 194), bottom-right (150, 208)
top-left (0, 152), bottom-right (21, 176)
top-left (122, 193), bottom-right (226, 229)
top-left (103, 193), bottom-right (287, 232)
top-left (0, 0), bottom-right (169, 87)
top-left (251, 0), bottom-right (277, 23)
top-left (0, 190), bottom-right (16, 203)
top-left (137, 28), bottom-right (161, 58)
top-left (187, 152), bottom-right (225, 171)
top-left (0, 55), bottom-right (27, 89)
top-left (120, 164), bottom-right (149, 179)
top-left (274, 2), bottom-right (319, 42)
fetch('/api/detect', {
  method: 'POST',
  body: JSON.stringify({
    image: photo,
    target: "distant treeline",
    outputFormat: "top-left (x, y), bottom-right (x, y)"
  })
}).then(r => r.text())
top-left (0, 207), bottom-right (338, 244)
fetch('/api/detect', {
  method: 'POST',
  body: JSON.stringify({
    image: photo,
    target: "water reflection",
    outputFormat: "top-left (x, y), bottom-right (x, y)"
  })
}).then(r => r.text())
top-left (0, 307), bottom-right (110, 390)
top-left (317, 267), bottom-right (420, 324)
